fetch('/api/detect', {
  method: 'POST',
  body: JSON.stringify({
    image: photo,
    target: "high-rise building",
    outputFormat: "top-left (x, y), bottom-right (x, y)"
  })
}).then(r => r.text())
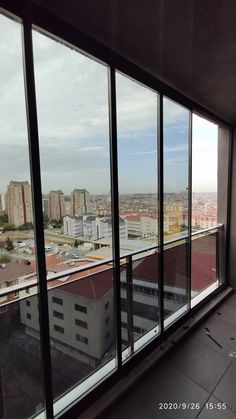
top-left (48, 190), bottom-right (65, 221)
top-left (0, 193), bottom-right (6, 212)
top-left (70, 189), bottom-right (92, 216)
top-left (6, 181), bottom-right (33, 227)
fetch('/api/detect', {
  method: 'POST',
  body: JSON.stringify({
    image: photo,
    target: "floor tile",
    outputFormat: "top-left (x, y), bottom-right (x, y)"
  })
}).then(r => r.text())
top-left (198, 395), bottom-right (236, 419)
top-left (213, 360), bottom-right (236, 412)
top-left (168, 337), bottom-right (230, 392)
top-left (103, 361), bottom-right (209, 419)
top-left (191, 307), bottom-right (236, 359)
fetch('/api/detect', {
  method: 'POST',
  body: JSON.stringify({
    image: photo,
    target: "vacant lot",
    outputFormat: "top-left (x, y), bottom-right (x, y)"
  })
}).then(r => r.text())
top-left (0, 230), bottom-right (34, 241)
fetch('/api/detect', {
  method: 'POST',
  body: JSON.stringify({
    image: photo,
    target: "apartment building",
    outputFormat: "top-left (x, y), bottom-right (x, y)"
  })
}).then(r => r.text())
top-left (20, 264), bottom-right (114, 367)
top-left (5, 181), bottom-right (33, 227)
top-left (70, 189), bottom-right (92, 217)
top-left (48, 190), bottom-right (65, 221)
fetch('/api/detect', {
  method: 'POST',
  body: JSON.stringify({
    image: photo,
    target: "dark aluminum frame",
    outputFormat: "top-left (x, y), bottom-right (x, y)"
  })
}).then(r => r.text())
top-left (22, 20), bottom-right (54, 419)
top-left (0, 2), bottom-right (233, 419)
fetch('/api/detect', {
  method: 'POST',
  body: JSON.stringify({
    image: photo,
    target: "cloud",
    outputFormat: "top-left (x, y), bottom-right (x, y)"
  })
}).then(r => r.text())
top-left (164, 144), bottom-right (188, 152)
top-left (128, 150), bottom-right (157, 156)
top-left (0, 14), bottom-right (219, 196)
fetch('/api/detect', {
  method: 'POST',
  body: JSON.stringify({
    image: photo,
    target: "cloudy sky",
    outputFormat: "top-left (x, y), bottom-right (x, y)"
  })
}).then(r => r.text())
top-left (0, 13), bottom-right (218, 196)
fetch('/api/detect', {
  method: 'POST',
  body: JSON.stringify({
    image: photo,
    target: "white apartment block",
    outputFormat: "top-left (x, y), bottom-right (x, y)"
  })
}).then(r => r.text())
top-left (140, 216), bottom-right (158, 237)
top-left (97, 216), bottom-right (128, 240)
top-left (63, 215), bottom-right (128, 240)
top-left (83, 214), bottom-right (97, 239)
top-left (63, 215), bottom-right (83, 237)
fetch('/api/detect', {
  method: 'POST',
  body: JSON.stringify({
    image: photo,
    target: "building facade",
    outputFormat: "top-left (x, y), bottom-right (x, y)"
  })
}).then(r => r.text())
top-left (48, 190), bottom-right (65, 221)
top-left (6, 181), bottom-right (33, 227)
top-left (70, 189), bottom-right (92, 217)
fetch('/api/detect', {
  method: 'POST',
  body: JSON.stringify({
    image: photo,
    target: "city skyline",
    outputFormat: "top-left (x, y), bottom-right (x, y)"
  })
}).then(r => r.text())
top-left (0, 179), bottom-right (217, 198)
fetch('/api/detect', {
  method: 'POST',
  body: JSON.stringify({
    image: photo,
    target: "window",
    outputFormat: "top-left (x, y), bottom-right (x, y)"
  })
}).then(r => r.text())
top-left (0, 6), bottom-right (231, 419)
top-left (191, 114), bottom-right (219, 300)
top-left (53, 310), bottom-right (64, 320)
top-left (52, 296), bottom-right (63, 306)
top-left (163, 98), bottom-right (190, 325)
top-left (75, 304), bottom-right (87, 314)
top-left (33, 25), bottom-right (116, 405)
top-left (75, 334), bottom-right (88, 344)
top-left (54, 325), bottom-right (64, 334)
top-left (75, 319), bottom-right (88, 329)
top-left (116, 73), bottom-right (159, 355)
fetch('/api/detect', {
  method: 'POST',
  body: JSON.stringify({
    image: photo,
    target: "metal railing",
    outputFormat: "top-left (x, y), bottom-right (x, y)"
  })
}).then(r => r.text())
top-left (0, 224), bottom-right (223, 301)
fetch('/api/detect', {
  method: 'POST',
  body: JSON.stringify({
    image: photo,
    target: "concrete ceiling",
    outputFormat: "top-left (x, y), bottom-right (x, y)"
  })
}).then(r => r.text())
top-left (32, 0), bottom-right (236, 125)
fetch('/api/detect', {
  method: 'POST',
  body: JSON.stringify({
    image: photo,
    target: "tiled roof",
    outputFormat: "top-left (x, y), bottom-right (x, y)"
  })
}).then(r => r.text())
top-left (132, 246), bottom-right (216, 292)
top-left (52, 264), bottom-right (113, 300)
top-left (0, 260), bottom-right (35, 284)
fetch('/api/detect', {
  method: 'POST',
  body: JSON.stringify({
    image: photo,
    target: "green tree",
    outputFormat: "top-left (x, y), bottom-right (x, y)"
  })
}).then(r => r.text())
top-left (18, 222), bottom-right (34, 230)
top-left (5, 236), bottom-right (14, 252)
top-left (74, 239), bottom-right (84, 247)
top-left (3, 223), bottom-right (15, 231)
top-left (51, 219), bottom-right (63, 228)
top-left (0, 254), bottom-right (11, 263)
top-left (0, 213), bottom-right (8, 226)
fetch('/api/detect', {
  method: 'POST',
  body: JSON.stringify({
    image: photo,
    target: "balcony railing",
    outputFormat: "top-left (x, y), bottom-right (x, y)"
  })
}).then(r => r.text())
top-left (0, 225), bottom-right (224, 419)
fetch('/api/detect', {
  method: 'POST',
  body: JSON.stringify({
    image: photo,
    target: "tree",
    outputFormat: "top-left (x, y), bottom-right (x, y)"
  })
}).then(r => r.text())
top-left (5, 236), bottom-right (14, 252)
top-left (0, 213), bottom-right (8, 226)
top-left (3, 223), bottom-right (15, 231)
top-left (18, 222), bottom-right (34, 230)
top-left (74, 239), bottom-right (84, 248)
top-left (0, 254), bottom-right (11, 263)
top-left (50, 219), bottom-right (63, 228)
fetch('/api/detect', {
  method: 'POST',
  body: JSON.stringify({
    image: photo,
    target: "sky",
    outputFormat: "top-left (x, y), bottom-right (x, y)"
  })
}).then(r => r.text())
top-left (0, 13), bottom-right (218, 196)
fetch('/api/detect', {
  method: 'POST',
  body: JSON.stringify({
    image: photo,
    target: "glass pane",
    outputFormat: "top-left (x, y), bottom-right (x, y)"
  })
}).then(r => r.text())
top-left (33, 30), bottom-right (116, 405)
top-left (116, 73), bottom-right (159, 358)
top-left (191, 231), bottom-right (218, 300)
top-left (192, 114), bottom-right (218, 232)
top-left (121, 251), bottom-right (159, 359)
top-left (0, 13), bottom-right (44, 417)
top-left (192, 114), bottom-right (219, 302)
top-left (163, 98), bottom-right (190, 325)
top-left (164, 239), bottom-right (188, 327)
top-left (47, 263), bottom-right (115, 400)
top-left (0, 291), bottom-right (43, 419)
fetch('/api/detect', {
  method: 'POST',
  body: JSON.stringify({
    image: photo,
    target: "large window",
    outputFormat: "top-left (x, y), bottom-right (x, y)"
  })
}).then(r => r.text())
top-left (0, 14), bottom-right (44, 419)
top-left (33, 29), bottom-right (116, 403)
top-left (116, 73), bottom-right (159, 356)
top-left (0, 7), bottom-right (231, 419)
